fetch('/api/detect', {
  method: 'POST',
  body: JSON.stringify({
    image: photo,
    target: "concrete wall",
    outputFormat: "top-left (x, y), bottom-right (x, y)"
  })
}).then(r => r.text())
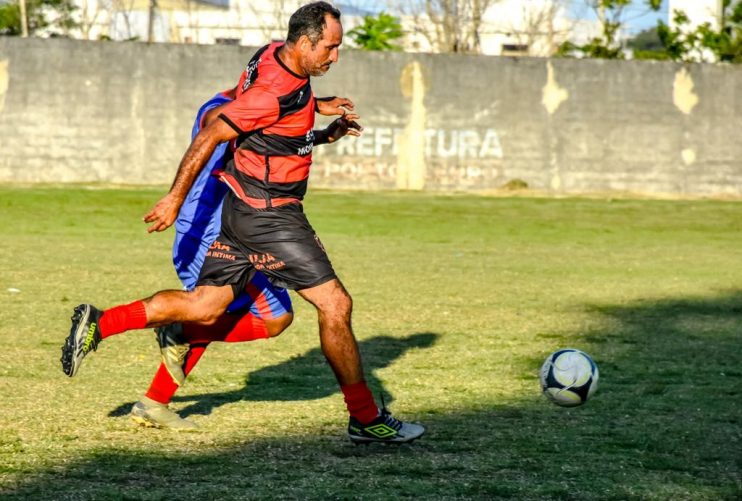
top-left (1, 38), bottom-right (740, 196)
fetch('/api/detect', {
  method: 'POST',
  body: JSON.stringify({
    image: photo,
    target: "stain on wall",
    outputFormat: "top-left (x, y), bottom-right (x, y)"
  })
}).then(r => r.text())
top-left (0, 59), bottom-right (8, 114)
top-left (542, 61), bottom-right (569, 115)
top-left (673, 67), bottom-right (699, 115)
top-left (396, 61), bottom-right (427, 190)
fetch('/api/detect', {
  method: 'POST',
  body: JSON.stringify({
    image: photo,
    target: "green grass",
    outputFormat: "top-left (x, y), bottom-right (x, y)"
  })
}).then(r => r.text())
top-left (0, 186), bottom-right (740, 500)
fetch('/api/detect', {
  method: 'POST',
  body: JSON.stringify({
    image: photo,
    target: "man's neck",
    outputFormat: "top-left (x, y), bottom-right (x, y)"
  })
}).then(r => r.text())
top-left (277, 44), bottom-right (307, 78)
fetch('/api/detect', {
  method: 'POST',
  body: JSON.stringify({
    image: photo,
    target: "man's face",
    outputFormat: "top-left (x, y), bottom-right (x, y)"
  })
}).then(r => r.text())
top-left (302, 15), bottom-right (343, 77)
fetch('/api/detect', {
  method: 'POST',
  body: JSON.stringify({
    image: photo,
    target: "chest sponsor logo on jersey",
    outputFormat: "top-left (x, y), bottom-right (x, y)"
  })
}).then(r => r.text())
top-left (298, 129), bottom-right (314, 156)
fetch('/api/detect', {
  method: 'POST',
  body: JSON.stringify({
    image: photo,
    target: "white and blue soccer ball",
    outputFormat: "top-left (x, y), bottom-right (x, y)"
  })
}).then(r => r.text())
top-left (539, 349), bottom-right (599, 407)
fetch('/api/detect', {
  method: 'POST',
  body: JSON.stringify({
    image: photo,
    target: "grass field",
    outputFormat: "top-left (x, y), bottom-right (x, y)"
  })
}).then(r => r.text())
top-left (0, 186), bottom-right (740, 500)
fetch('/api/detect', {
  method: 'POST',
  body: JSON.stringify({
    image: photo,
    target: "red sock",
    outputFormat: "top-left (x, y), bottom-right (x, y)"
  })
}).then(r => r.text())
top-left (341, 381), bottom-right (378, 424)
top-left (143, 314), bottom-right (268, 405)
top-left (145, 343), bottom-right (208, 404)
top-left (222, 314), bottom-right (269, 342)
top-left (182, 313), bottom-right (269, 344)
top-left (99, 301), bottom-right (148, 339)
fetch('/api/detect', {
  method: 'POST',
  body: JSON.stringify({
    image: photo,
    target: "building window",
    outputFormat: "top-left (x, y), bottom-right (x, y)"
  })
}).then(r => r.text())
top-left (200, 0), bottom-right (230, 7)
top-left (501, 43), bottom-right (529, 56)
top-left (216, 38), bottom-right (240, 46)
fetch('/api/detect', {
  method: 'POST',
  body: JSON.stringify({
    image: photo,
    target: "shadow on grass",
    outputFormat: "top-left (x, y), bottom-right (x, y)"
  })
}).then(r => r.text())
top-left (6, 293), bottom-right (741, 499)
top-left (533, 289), bottom-right (742, 397)
top-left (109, 332), bottom-right (439, 419)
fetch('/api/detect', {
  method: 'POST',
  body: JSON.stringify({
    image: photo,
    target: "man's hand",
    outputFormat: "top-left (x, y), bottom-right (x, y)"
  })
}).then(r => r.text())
top-left (144, 118), bottom-right (236, 234)
top-left (143, 193), bottom-right (183, 233)
top-left (324, 114), bottom-right (363, 143)
top-left (316, 96), bottom-right (355, 117)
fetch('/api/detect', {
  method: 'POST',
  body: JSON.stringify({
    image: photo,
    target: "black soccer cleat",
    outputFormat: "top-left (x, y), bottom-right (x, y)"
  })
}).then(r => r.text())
top-left (348, 404), bottom-right (425, 445)
top-left (61, 304), bottom-right (103, 377)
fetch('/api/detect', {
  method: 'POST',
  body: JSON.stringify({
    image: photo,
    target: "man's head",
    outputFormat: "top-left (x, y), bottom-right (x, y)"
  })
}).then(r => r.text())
top-left (286, 2), bottom-right (343, 77)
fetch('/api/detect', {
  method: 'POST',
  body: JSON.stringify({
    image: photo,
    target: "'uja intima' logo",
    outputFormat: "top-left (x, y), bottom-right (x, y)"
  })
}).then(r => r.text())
top-left (249, 253), bottom-right (286, 270)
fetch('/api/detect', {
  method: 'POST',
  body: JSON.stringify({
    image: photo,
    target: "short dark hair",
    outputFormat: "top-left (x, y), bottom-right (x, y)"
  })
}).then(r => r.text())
top-left (286, 1), bottom-right (341, 46)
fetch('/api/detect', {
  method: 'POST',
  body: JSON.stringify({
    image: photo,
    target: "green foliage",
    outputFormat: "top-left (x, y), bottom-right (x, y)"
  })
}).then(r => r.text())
top-left (0, 2), bottom-right (21, 34)
top-left (557, 0), bottom-right (662, 59)
top-left (658, 0), bottom-right (742, 63)
top-left (631, 49), bottom-right (671, 60)
top-left (627, 27), bottom-right (670, 60)
top-left (627, 27), bottom-right (663, 51)
top-left (347, 12), bottom-right (403, 51)
top-left (558, 0), bottom-right (741, 63)
top-left (557, 37), bottom-right (624, 59)
top-left (0, 0), bottom-right (78, 36)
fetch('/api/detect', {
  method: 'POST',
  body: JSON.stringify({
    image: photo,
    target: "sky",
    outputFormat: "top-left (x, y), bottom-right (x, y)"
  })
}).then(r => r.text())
top-left (568, 0), bottom-right (670, 35)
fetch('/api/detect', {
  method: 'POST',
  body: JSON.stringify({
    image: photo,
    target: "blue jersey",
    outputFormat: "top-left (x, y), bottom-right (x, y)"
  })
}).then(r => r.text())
top-left (171, 93), bottom-right (291, 318)
top-left (172, 93), bottom-right (233, 289)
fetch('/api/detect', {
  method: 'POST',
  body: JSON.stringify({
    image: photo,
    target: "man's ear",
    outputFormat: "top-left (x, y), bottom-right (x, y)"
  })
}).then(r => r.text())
top-left (297, 34), bottom-right (313, 54)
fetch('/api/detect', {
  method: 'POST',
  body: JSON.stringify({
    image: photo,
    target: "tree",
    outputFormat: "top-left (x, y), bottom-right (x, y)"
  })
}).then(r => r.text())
top-left (507, 0), bottom-right (573, 57)
top-left (627, 26), bottom-right (670, 60)
top-left (557, 0), bottom-right (662, 59)
top-left (347, 12), bottom-right (403, 51)
top-left (77, 0), bottom-right (107, 40)
top-left (0, 0), bottom-right (78, 36)
top-left (628, 27), bottom-right (663, 51)
top-left (392, 0), bottom-right (500, 54)
top-left (658, 0), bottom-right (742, 63)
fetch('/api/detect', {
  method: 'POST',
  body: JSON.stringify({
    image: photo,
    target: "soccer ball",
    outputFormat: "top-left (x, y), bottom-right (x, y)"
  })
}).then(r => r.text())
top-left (540, 349), bottom-right (599, 407)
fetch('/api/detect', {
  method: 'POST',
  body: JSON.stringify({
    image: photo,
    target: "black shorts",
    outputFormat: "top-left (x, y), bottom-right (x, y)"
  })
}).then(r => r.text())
top-left (197, 193), bottom-right (337, 293)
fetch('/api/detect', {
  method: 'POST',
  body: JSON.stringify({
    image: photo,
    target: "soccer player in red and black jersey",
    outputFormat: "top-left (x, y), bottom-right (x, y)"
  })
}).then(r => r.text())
top-left (131, 90), bottom-right (359, 430)
top-left (61, 1), bottom-right (424, 444)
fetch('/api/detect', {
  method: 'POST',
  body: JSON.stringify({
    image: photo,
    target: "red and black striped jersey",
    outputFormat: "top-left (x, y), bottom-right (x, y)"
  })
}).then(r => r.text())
top-left (217, 42), bottom-right (316, 209)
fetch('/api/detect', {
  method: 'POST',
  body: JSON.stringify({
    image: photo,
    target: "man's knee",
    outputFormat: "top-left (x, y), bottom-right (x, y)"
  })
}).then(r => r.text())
top-left (297, 278), bottom-right (353, 320)
top-left (265, 312), bottom-right (293, 338)
top-left (321, 287), bottom-right (352, 320)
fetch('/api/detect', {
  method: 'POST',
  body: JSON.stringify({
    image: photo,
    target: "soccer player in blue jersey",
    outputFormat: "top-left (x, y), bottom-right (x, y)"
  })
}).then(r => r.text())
top-left (129, 88), bottom-right (360, 429)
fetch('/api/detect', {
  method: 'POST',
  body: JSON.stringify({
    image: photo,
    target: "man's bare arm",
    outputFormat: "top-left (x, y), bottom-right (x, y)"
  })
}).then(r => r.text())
top-left (143, 118), bottom-right (237, 233)
top-left (202, 104), bottom-right (228, 128)
top-left (316, 96), bottom-right (355, 116)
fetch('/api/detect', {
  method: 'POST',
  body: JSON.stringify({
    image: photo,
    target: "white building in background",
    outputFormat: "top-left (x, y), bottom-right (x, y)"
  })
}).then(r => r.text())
top-left (68, 0), bottom-right (599, 57)
top-left (667, 0), bottom-right (723, 62)
top-left (402, 0), bottom-right (601, 57)
top-left (376, 0), bottom-right (602, 57)
top-left (71, 0), bottom-right (309, 44)
top-left (668, 0), bottom-right (723, 30)
top-left (70, 0), bottom-right (381, 45)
